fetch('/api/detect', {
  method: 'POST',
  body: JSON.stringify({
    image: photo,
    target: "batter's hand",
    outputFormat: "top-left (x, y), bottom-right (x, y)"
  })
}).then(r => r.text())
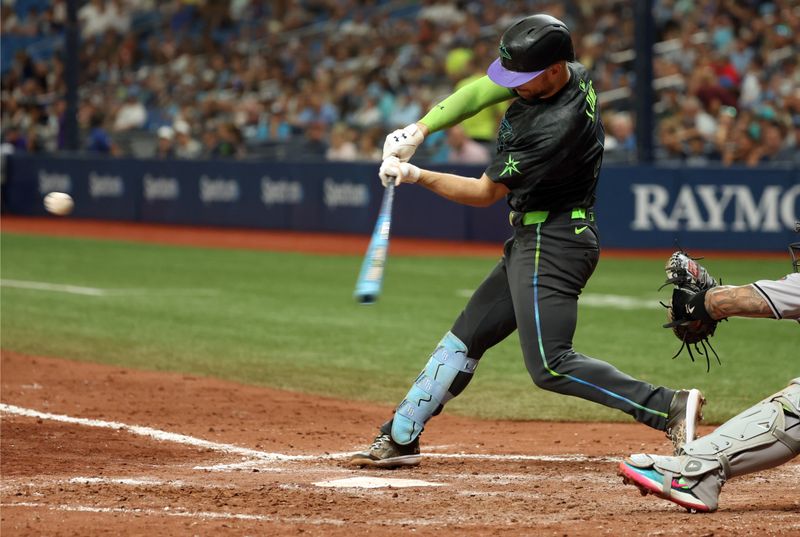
top-left (379, 156), bottom-right (420, 187)
top-left (382, 123), bottom-right (425, 162)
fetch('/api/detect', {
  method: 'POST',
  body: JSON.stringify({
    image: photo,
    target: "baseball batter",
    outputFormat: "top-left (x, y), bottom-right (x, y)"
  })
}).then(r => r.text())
top-left (350, 14), bottom-right (704, 468)
top-left (619, 243), bottom-right (800, 512)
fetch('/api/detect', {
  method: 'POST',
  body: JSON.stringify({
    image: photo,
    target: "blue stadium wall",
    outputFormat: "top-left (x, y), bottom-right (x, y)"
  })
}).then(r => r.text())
top-left (4, 154), bottom-right (799, 251)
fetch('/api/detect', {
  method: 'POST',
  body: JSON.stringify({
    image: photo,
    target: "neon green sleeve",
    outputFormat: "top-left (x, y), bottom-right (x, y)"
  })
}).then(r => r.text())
top-left (419, 75), bottom-right (515, 134)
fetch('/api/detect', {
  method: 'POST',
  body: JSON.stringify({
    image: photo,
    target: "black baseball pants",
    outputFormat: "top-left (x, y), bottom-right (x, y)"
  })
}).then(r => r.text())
top-left (449, 209), bottom-right (675, 431)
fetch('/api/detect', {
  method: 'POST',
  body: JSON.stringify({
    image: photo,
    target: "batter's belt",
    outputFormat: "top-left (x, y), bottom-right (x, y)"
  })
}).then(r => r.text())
top-left (509, 207), bottom-right (594, 227)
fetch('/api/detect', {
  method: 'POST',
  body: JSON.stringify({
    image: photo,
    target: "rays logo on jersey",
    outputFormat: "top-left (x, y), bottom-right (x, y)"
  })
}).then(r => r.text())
top-left (497, 117), bottom-right (514, 152)
top-left (500, 154), bottom-right (521, 177)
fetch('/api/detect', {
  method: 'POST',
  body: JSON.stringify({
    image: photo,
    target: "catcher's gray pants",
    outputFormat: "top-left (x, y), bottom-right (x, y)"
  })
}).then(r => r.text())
top-left (449, 209), bottom-right (675, 430)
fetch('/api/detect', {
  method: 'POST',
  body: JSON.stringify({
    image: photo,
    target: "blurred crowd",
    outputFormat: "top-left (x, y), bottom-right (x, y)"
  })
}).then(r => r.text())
top-left (1, 0), bottom-right (798, 166)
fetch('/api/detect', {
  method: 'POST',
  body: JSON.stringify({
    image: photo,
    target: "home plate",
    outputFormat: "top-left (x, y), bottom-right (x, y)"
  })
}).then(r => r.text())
top-left (313, 477), bottom-right (445, 489)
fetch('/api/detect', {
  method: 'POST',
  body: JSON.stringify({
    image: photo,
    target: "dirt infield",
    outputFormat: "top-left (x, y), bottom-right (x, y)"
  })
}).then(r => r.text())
top-left (2, 352), bottom-right (799, 536)
top-left (2, 217), bottom-right (798, 535)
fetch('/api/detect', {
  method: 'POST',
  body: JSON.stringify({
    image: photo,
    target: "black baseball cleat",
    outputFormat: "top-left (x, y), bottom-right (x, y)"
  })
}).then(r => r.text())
top-left (665, 388), bottom-right (705, 455)
top-left (348, 433), bottom-right (421, 468)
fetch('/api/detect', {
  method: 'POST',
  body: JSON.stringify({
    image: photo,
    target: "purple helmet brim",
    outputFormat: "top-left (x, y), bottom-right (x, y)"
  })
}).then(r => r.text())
top-left (487, 58), bottom-right (545, 88)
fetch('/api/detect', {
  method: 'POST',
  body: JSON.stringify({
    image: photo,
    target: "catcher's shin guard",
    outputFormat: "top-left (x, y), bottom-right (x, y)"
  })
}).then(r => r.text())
top-left (682, 378), bottom-right (800, 479)
top-left (391, 332), bottom-right (478, 445)
top-left (624, 378), bottom-right (800, 511)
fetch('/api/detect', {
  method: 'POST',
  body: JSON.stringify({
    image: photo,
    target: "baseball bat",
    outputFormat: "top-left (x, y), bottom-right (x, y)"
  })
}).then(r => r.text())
top-left (354, 182), bottom-right (395, 304)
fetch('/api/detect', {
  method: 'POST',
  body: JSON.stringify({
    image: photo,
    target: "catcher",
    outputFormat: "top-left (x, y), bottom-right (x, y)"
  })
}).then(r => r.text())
top-left (618, 233), bottom-right (800, 512)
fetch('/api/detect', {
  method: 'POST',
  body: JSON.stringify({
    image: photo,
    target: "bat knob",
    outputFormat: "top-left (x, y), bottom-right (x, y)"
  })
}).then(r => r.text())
top-left (357, 294), bottom-right (377, 305)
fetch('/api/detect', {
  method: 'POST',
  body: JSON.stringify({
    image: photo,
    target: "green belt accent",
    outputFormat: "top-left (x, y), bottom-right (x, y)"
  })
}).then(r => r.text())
top-left (522, 211), bottom-right (549, 225)
top-left (510, 208), bottom-right (590, 226)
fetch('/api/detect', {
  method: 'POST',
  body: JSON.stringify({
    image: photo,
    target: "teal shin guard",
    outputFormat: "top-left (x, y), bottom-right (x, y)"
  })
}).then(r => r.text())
top-left (391, 332), bottom-right (478, 445)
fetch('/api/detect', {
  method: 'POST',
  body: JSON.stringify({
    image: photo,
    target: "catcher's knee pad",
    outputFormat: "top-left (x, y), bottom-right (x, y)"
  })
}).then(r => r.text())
top-left (391, 331), bottom-right (478, 445)
top-left (677, 379), bottom-right (800, 479)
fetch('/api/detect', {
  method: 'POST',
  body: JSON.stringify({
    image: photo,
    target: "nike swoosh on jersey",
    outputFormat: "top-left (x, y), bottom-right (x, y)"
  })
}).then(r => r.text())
top-left (574, 226), bottom-right (588, 234)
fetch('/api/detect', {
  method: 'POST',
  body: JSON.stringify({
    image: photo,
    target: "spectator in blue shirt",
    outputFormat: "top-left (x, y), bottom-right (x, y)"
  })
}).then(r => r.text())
top-left (86, 111), bottom-right (115, 154)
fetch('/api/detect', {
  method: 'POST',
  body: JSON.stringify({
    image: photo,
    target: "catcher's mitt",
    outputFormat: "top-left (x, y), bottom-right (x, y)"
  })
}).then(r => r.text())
top-left (660, 251), bottom-right (721, 371)
top-left (662, 250), bottom-right (718, 292)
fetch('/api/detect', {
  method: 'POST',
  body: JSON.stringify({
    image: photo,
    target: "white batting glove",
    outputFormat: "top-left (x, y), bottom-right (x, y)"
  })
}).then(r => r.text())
top-left (382, 123), bottom-right (425, 162)
top-left (379, 156), bottom-right (421, 187)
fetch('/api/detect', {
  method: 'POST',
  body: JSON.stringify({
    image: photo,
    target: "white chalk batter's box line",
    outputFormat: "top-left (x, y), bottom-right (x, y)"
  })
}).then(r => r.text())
top-left (0, 501), bottom-right (529, 528)
top-left (0, 476), bottom-right (238, 494)
top-left (0, 403), bottom-right (615, 469)
top-left (3, 462), bottom-right (796, 496)
top-left (0, 476), bottom-right (552, 511)
top-left (5, 500), bottom-right (800, 531)
top-left (0, 502), bottom-right (352, 526)
top-left (9, 402), bottom-right (796, 492)
top-left (7, 464), bottom-right (683, 506)
top-left (6, 403), bottom-right (799, 473)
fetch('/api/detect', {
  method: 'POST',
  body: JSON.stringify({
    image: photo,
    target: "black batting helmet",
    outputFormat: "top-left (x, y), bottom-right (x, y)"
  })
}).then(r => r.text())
top-left (487, 14), bottom-right (576, 88)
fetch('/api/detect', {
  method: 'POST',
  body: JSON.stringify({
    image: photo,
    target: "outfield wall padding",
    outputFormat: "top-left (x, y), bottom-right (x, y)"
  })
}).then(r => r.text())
top-left (4, 154), bottom-right (798, 251)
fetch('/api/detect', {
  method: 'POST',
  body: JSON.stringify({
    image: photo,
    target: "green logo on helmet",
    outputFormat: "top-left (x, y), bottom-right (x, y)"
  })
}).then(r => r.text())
top-left (499, 43), bottom-right (512, 60)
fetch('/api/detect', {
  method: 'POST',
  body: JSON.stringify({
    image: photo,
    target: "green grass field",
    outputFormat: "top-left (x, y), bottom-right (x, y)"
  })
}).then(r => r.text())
top-left (1, 232), bottom-right (796, 424)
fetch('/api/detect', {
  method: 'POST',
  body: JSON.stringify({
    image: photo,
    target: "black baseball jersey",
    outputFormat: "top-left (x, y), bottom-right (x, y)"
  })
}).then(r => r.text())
top-left (485, 62), bottom-right (605, 212)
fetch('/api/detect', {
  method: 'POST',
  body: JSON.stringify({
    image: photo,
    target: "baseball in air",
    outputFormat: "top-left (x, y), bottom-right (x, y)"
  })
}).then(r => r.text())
top-left (44, 192), bottom-right (74, 216)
